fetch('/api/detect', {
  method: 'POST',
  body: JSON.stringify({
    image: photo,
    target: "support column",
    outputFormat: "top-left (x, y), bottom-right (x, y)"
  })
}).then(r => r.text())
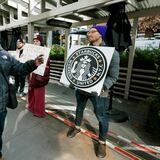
top-left (124, 17), bottom-right (139, 99)
top-left (27, 0), bottom-right (34, 43)
top-left (57, 0), bottom-right (62, 7)
top-left (0, 16), bottom-right (2, 25)
top-left (9, 8), bottom-right (14, 23)
top-left (28, 23), bottom-right (34, 43)
top-left (2, 14), bottom-right (6, 25)
top-left (64, 29), bottom-right (70, 62)
top-left (77, 34), bottom-right (81, 45)
top-left (47, 31), bottom-right (53, 47)
top-left (17, 3), bottom-right (23, 20)
top-left (28, 0), bottom-right (34, 17)
top-left (28, 0), bottom-right (31, 17)
top-left (41, 0), bottom-right (46, 13)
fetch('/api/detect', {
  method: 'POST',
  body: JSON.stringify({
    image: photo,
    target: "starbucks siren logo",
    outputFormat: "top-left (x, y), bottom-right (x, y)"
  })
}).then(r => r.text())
top-left (65, 47), bottom-right (107, 88)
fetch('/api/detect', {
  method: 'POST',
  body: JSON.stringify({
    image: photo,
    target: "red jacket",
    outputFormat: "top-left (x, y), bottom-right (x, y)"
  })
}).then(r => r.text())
top-left (29, 59), bottom-right (50, 88)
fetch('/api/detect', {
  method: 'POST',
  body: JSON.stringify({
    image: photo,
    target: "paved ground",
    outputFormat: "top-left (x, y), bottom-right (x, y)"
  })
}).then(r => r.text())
top-left (2, 81), bottom-right (160, 160)
top-left (45, 81), bottom-right (152, 144)
top-left (2, 83), bottom-right (127, 160)
top-left (3, 105), bottom-right (120, 160)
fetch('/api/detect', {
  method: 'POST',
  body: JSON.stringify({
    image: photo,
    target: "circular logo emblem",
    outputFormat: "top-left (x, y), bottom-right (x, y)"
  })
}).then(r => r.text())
top-left (65, 47), bottom-right (107, 88)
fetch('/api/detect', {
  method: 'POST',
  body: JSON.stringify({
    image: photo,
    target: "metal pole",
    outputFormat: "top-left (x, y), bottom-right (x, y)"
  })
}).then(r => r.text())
top-left (27, 0), bottom-right (34, 43)
top-left (64, 28), bottom-right (70, 62)
top-left (124, 17), bottom-right (138, 99)
top-left (27, 23), bottom-right (34, 43)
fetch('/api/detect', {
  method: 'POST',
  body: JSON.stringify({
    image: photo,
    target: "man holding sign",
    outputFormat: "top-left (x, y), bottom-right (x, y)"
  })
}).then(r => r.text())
top-left (66, 25), bottom-right (120, 158)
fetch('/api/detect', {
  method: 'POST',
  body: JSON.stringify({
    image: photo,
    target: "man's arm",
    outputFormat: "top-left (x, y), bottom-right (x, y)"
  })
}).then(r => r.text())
top-left (10, 54), bottom-right (44, 76)
top-left (103, 50), bottom-right (120, 90)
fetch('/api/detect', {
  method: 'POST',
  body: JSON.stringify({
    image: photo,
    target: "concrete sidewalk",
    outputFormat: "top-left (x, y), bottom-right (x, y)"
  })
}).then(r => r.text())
top-left (3, 105), bottom-right (119, 160)
top-left (45, 81), bottom-right (148, 144)
top-left (2, 82), bottom-right (127, 160)
top-left (2, 81), bottom-right (160, 160)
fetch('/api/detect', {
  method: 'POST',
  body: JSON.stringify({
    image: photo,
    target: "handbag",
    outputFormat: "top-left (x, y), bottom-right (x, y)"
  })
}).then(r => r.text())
top-left (0, 65), bottom-right (18, 109)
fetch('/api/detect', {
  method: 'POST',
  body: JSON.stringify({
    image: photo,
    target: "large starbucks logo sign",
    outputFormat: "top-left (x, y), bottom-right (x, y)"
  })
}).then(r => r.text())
top-left (65, 47), bottom-right (107, 88)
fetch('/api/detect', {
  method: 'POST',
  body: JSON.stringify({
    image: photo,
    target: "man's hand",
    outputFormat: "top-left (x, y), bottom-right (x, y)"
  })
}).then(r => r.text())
top-left (35, 54), bottom-right (44, 66)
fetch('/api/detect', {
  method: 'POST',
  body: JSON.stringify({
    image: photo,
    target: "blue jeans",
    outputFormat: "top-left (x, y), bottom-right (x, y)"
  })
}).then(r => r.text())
top-left (0, 111), bottom-right (7, 156)
top-left (75, 89), bottom-right (109, 142)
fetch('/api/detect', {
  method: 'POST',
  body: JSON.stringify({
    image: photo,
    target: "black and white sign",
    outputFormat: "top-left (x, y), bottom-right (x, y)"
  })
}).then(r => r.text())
top-left (60, 45), bottom-right (115, 95)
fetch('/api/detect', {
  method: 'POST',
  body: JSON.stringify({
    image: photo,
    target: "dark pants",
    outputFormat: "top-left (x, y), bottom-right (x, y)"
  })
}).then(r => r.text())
top-left (0, 111), bottom-right (7, 156)
top-left (75, 89), bottom-right (109, 142)
top-left (15, 75), bottom-right (26, 93)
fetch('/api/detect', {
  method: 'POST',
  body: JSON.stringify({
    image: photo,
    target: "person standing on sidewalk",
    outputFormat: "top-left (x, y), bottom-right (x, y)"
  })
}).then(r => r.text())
top-left (15, 38), bottom-right (26, 97)
top-left (0, 43), bottom-right (44, 160)
top-left (27, 35), bottom-right (50, 118)
top-left (67, 25), bottom-right (120, 158)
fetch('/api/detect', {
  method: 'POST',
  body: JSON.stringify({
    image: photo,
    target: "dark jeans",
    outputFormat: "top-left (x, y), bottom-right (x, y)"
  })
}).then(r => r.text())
top-left (0, 111), bottom-right (7, 156)
top-left (15, 75), bottom-right (26, 93)
top-left (75, 89), bottom-right (109, 142)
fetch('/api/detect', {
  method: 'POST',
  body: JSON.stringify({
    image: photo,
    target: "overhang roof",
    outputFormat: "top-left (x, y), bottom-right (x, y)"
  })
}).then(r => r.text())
top-left (0, 0), bottom-right (160, 31)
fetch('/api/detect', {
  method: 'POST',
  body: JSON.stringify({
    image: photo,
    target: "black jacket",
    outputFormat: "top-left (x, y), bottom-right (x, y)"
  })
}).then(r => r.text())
top-left (0, 49), bottom-right (37, 112)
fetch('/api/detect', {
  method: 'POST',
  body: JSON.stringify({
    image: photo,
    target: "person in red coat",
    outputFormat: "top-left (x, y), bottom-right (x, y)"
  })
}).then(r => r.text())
top-left (28, 35), bottom-right (50, 117)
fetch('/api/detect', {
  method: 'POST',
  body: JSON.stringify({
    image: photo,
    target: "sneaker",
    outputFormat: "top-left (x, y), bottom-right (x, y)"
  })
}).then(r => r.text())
top-left (67, 127), bottom-right (81, 138)
top-left (96, 142), bottom-right (106, 158)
